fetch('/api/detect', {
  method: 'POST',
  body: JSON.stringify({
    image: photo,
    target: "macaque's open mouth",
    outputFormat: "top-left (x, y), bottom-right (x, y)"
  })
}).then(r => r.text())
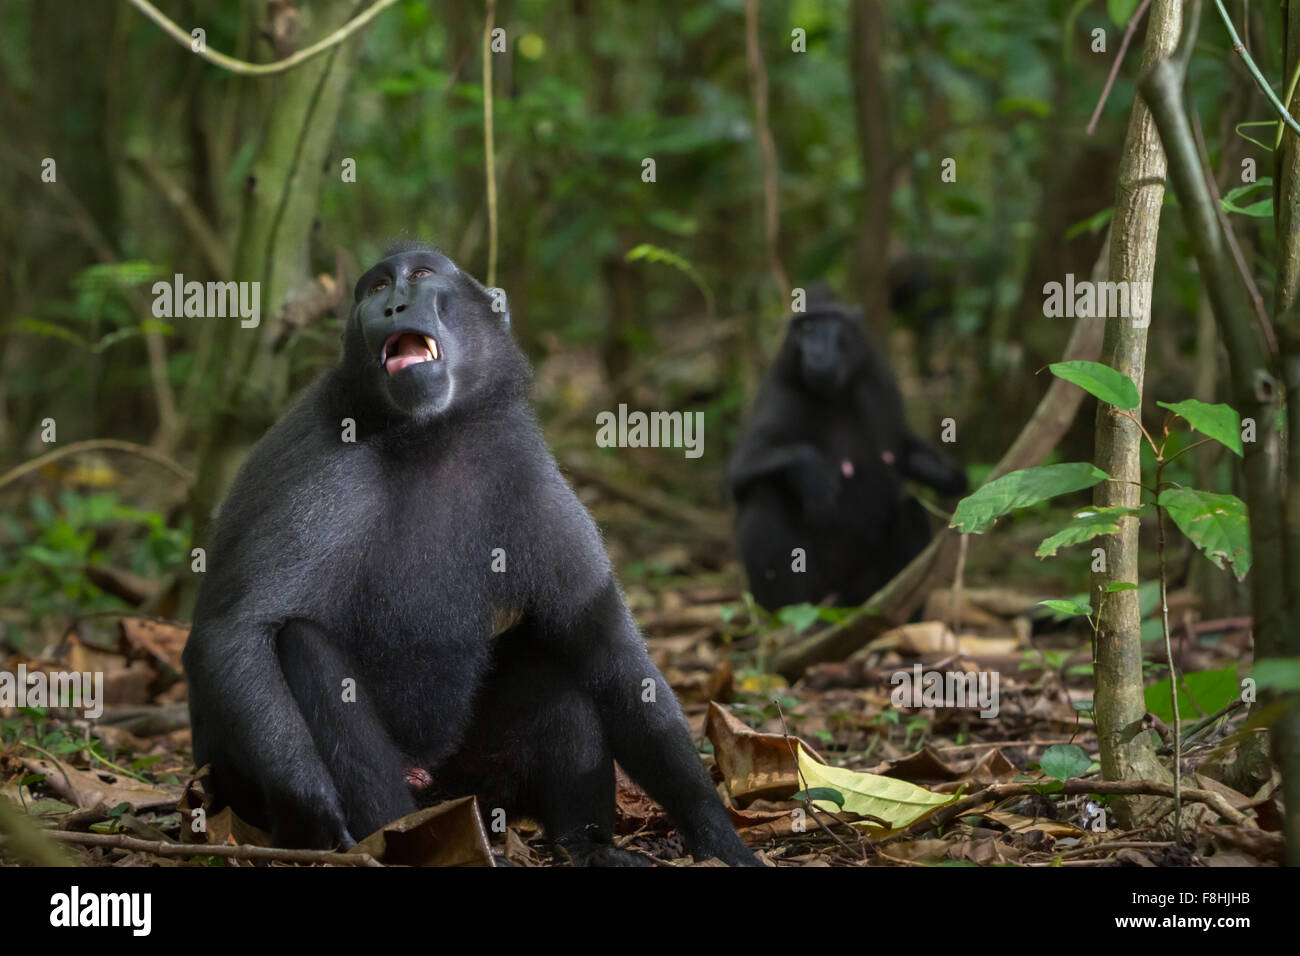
top-left (381, 331), bottom-right (440, 374)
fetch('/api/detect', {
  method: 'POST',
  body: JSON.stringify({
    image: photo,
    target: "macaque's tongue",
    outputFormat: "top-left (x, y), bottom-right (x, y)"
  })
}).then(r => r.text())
top-left (384, 332), bottom-right (438, 374)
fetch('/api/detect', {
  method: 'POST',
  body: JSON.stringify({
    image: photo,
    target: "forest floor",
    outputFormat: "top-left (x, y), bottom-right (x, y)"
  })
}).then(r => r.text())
top-left (0, 473), bottom-right (1279, 867)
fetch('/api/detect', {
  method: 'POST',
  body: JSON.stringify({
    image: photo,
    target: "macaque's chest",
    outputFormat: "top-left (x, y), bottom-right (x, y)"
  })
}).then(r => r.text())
top-left (818, 413), bottom-right (897, 477)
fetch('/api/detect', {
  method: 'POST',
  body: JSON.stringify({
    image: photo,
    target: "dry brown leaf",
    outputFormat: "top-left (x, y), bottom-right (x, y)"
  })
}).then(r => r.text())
top-left (703, 702), bottom-right (821, 806)
top-left (18, 756), bottom-right (177, 812)
top-left (894, 621), bottom-right (957, 656)
top-left (1204, 824), bottom-right (1285, 863)
top-left (118, 617), bottom-right (189, 673)
top-left (879, 838), bottom-right (949, 863)
top-left (353, 796), bottom-right (494, 866)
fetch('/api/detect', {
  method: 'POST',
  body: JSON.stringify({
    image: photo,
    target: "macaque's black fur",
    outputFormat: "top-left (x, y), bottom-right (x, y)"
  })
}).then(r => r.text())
top-left (184, 244), bottom-right (757, 866)
top-left (727, 287), bottom-right (966, 610)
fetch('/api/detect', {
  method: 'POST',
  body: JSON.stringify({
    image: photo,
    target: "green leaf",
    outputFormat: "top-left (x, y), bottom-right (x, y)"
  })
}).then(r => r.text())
top-left (995, 95), bottom-right (1052, 118)
top-left (1156, 399), bottom-right (1243, 457)
top-left (1108, 0), bottom-right (1140, 25)
top-left (1065, 206), bottom-right (1113, 241)
top-left (950, 463), bottom-right (1110, 534)
top-left (1158, 488), bottom-right (1252, 579)
top-left (1106, 581), bottom-right (1139, 592)
top-left (1221, 180), bottom-right (1273, 218)
top-left (1145, 666), bottom-right (1239, 722)
top-left (1036, 506), bottom-right (1145, 558)
top-left (791, 787), bottom-right (846, 808)
top-left (777, 603), bottom-right (821, 634)
top-left (1038, 599), bottom-right (1093, 619)
top-left (625, 243), bottom-right (713, 314)
top-left (1253, 658), bottom-right (1300, 693)
top-left (1040, 744), bottom-right (1092, 782)
top-left (14, 317), bottom-right (91, 349)
top-left (1049, 361), bottom-right (1140, 410)
top-left (816, 607), bottom-right (852, 624)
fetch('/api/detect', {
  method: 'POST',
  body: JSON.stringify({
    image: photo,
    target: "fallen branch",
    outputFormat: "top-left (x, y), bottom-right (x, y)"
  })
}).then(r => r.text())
top-left (902, 777), bottom-right (1248, 838)
top-left (47, 830), bottom-right (382, 866)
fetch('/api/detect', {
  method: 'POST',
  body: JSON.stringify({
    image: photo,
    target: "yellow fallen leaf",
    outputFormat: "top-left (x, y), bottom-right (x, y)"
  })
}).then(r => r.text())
top-left (796, 743), bottom-right (957, 832)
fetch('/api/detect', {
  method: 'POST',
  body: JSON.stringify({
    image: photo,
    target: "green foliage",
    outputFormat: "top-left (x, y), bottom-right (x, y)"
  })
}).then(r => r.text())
top-left (1049, 360), bottom-right (1140, 409)
top-left (1156, 400), bottom-right (1243, 456)
top-left (776, 602), bottom-right (851, 634)
top-left (1157, 488), bottom-right (1251, 580)
top-left (1038, 743), bottom-right (1093, 782)
top-left (1020, 648), bottom-right (1071, 672)
top-left (0, 491), bottom-right (188, 628)
top-left (1252, 658), bottom-right (1300, 693)
top-left (1038, 598), bottom-right (1092, 619)
top-left (791, 787), bottom-right (845, 808)
top-left (950, 463), bottom-right (1110, 534)
top-left (625, 243), bottom-right (714, 315)
top-left (1033, 361), bottom-right (1252, 582)
top-left (1035, 506), bottom-right (1145, 558)
top-left (11, 261), bottom-right (168, 355)
top-left (1144, 666), bottom-right (1239, 722)
top-left (1065, 206), bottom-right (1114, 240)
top-left (1107, 0), bottom-right (1140, 25)
top-left (1220, 179), bottom-right (1273, 218)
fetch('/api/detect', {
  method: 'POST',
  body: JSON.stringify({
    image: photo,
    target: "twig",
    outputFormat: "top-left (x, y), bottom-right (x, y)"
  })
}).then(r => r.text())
top-left (904, 777), bottom-right (1247, 838)
top-left (775, 702), bottom-right (865, 859)
top-left (125, 0), bottom-right (398, 77)
top-left (1187, 106), bottom-right (1278, 358)
top-left (46, 830), bottom-right (382, 865)
top-left (0, 439), bottom-right (195, 492)
top-left (744, 0), bottom-right (790, 304)
top-left (1087, 0), bottom-right (1154, 136)
top-left (1154, 456), bottom-right (1183, 842)
top-left (482, 0), bottom-right (499, 289)
top-left (1053, 839), bottom-right (1176, 859)
top-left (0, 144), bottom-right (179, 449)
top-left (1212, 0), bottom-right (1300, 141)
top-left (124, 153), bottom-right (230, 278)
top-left (1159, 698), bottom-right (1246, 753)
top-left (947, 532), bottom-right (969, 634)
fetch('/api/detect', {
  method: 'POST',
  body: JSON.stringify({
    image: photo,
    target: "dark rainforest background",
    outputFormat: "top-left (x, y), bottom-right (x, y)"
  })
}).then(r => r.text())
top-left (0, 0), bottom-right (1297, 893)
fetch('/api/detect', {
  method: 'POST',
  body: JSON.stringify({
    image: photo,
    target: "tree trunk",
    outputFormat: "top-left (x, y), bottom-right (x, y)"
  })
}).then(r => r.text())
top-left (187, 0), bottom-right (369, 590)
top-left (849, 0), bottom-right (891, 341)
top-left (1270, 0), bottom-right (1300, 863)
top-left (1090, 0), bottom-right (1182, 829)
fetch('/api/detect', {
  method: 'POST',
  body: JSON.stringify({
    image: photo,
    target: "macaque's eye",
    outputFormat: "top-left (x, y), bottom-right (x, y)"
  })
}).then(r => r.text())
top-left (368, 279), bottom-right (389, 296)
top-left (410, 267), bottom-right (432, 280)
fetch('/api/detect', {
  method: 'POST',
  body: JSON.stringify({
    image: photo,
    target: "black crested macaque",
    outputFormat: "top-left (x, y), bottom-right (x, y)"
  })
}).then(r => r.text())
top-left (727, 286), bottom-right (966, 611)
top-left (184, 242), bottom-right (758, 867)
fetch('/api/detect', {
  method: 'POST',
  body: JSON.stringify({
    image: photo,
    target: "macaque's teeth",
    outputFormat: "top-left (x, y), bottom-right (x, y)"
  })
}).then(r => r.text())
top-left (425, 335), bottom-right (440, 360)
